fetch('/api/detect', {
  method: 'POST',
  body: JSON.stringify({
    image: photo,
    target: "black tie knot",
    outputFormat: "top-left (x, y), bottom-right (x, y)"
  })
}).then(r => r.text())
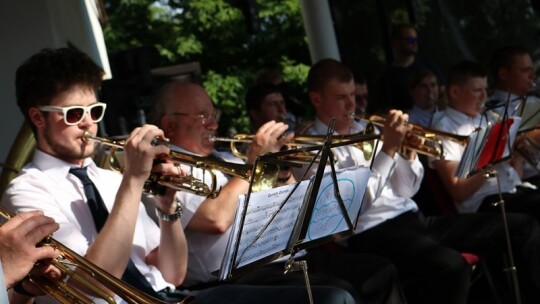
top-left (69, 167), bottom-right (93, 185)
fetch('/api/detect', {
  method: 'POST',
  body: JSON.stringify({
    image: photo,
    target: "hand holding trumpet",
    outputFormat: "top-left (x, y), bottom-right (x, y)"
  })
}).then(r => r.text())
top-left (246, 120), bottom-right (293, 165)
top-left (381, 110), bottom-right (415, 159)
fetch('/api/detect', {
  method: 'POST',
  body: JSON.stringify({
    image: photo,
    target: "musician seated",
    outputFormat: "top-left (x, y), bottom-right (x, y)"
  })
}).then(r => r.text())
top-left (429, 60), bottom-right (540, 220)
top-left (154, 81), bottom-right (406, 304)
top-left (1, 211), bottom-right (60, 304)
top-left (488, 45), bottom-right (540, 182)
top-left (407, 69), bottom-right (441, 128)
top-left (298, 58), bottom-right (540, 303)
top-left (3, 47), bottom-right (355, 304)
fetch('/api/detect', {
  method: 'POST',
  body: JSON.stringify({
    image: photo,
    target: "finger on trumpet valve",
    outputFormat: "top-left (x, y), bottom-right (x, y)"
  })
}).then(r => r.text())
top-left (151, 136), bottom-right (170, 146)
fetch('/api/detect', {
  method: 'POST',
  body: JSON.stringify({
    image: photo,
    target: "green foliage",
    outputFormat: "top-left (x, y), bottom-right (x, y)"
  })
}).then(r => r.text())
top-left (103, 0), bottom-right (310, 134)
top-left (203, 70), bottom-right (250, 134)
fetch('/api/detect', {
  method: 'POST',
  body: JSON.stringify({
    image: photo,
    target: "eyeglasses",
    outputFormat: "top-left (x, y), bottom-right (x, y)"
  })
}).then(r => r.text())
top-left (38, 103), bottom-right (107, 126)
top-left (169, 110), bottom-right (221, 125)
top-left (404, 37), bottom-right (418, 44)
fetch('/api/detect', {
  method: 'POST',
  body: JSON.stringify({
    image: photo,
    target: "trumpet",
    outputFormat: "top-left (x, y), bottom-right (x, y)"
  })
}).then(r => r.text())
top-left (0, 206), bottom-right (194, 304)
top-left (84, 132), bottom-right (279, 198)
top-left (354, 114), bottom-right (469, 159)
top-left (211, 130), bottom-right (379, 162)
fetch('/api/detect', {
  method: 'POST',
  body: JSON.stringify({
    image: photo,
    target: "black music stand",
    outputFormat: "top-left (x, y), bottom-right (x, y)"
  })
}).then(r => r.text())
top-left (217, 120), bottom-right (376, 303)
top-left (456, 112), bottom-right (522, 304)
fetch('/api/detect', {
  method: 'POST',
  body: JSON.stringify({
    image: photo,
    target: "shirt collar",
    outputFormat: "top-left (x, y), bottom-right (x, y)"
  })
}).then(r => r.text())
top-left (444, 106), bottom-right (483, 127)
top-left (491, 89), bottom-right (519, 104)
top-left (33, 149), bottom-right (97, 184)
top-left (312, 118), bottom-right (365, 135)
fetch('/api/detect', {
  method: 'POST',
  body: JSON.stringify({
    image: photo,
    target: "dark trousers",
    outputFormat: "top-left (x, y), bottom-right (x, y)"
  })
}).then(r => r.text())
top-left (480, 186), bottom-right (540, 223)
top-left (232, 250), bottom-right (405, 304)
top-left (347, 211), bottom-right (540, 304)
top-left (195, 285), bottom-right (355, 304)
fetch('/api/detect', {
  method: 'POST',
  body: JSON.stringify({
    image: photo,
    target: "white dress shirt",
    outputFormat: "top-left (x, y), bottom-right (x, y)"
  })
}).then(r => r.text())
top-left (173, 146), bottom-right (243, 286)
top-left (297, 119), bottom-right (421, 233)
top-left (2, 149), bottom-right (173, 304)
top-left (429, 107), bottom-right (521, 213)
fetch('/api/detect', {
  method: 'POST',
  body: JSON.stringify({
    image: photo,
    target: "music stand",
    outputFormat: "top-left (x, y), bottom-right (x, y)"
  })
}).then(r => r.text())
top-left (217, 121), bottom-right (376, 302)
top-left (456, 112), bottom-right (523, 304)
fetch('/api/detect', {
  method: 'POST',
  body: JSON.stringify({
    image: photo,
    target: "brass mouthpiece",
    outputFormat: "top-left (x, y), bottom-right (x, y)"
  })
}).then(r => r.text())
top-left (82, 131), bottom-right (96, 143)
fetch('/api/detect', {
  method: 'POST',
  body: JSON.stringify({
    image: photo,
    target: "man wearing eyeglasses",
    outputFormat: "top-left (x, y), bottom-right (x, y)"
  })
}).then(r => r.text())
top-left (375, 24), bottom-right (444, 113)
top-left (153, 81), bottom-right (293, 285)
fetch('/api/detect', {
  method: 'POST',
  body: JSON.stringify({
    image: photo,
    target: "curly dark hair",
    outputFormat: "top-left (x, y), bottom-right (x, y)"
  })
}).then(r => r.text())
top-left (15, 48), bottom-right (104, 127)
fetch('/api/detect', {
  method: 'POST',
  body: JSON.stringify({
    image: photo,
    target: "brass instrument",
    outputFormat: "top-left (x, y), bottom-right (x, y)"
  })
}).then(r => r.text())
top-left (211, 130), bottom-right (379, 162)
top-left (84, 132), bottom-right (278, 198)
top-left (358, 114), bottom-right (469, 159)
top-left (0, 206), bottom-right (194, 304)
top-left (0, 122), bottom-right (36, 195)
top-left (515, 127), bottom-right (540, 171)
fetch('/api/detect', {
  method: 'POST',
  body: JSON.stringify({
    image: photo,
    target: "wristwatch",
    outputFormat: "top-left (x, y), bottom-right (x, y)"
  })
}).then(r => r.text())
top-left (155, 198), bottom-right (183, 222)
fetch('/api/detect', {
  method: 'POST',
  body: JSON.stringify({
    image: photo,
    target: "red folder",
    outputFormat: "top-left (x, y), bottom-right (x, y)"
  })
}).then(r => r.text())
top-left (476, 118), bottom-right (514, 170)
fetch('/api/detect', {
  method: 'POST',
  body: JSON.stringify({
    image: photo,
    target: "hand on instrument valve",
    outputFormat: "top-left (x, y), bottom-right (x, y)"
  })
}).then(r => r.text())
top-left (151, 160), bottom-right (186, 215)
top-left (1, 211), bottom-right (61, 299)
top-left (122, 124), bottom-right (171, 184)
top-left (246, 120), bottom-right (293, 165)
top-left (381, 110), bottom-right (414, 159)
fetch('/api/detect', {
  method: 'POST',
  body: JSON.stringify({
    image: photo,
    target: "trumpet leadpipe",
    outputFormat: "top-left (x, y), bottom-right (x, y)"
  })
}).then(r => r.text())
top-left (83, 131), bottom-right (170, 148)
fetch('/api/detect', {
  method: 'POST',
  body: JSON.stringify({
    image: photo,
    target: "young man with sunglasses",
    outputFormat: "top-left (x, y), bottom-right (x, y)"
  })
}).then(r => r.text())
top-left (375, 24), bottom-right (444, 113)
top-left (3, 48), bottom-right (355, 304)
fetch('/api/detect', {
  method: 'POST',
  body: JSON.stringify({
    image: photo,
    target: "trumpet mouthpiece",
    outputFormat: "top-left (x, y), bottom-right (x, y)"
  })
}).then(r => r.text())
top-left (347, 112), bottom-right (356, 119)
top-left (82, 131), bottom-right (95, 143)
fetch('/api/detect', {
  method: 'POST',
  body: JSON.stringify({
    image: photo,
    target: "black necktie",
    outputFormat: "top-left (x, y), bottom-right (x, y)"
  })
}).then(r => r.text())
top-left (69, 167), bottom-right (160, 298)
top-left (69, 167), bottom-right (108, 231)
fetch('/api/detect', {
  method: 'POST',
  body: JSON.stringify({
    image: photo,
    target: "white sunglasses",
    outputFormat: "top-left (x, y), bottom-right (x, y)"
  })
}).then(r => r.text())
top-left (38, 103), bottom-right (107, 126)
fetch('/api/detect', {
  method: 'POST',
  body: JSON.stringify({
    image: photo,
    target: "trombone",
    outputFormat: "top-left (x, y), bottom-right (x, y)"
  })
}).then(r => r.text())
top-left (357, 114), bottom-right (469, 159)
top-left (0, 206), bottom-right (194, 304)
top-left (84, 132), bottom-right (279, 198)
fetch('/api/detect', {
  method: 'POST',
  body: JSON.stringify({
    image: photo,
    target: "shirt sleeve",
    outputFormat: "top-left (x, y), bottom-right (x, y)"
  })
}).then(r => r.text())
top-left (3, 172), bottom-right (91, 256)
top-left (391, 154), bottom-right (424, 198)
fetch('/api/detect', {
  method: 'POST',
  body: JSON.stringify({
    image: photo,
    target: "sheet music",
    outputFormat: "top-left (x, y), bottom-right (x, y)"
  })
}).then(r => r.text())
top-left (456, 116), bottom-right (521, 178)
top-left (219, 166), bottom-right (370, 280)
top-left (518, 97), bottom-right (540, 131)
top-left (219, 181), bottom-right (310, 280)
top-left (306, 166), bottom-right (370, 240)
